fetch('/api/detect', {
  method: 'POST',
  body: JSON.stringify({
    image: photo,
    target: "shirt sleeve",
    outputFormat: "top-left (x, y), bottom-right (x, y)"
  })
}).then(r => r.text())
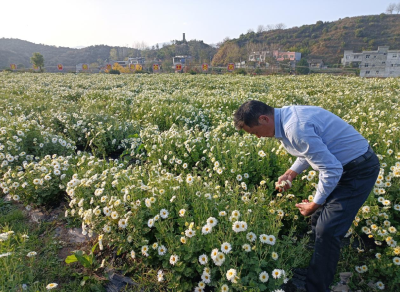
top-left (290, 157), bottom-right (310, 174)
top-left (287, 122), bottom-right (343, 205)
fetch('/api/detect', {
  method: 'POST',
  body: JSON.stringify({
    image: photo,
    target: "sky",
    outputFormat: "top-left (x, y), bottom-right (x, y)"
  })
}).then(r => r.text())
top-left (0, 0), bottom-right (397, 48)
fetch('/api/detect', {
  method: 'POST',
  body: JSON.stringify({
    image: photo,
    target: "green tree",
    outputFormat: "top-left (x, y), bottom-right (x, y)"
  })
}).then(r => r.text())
top-left (295, 58), bottom-right (310, 74)
top-left (30, 52), bottom-right (44, 71)
top-left (109, 48), bottom-right (119, 61)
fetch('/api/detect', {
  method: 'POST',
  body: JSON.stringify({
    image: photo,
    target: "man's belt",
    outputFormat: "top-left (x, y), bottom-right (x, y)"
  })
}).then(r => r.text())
top-left (343, 146), bottom-right (374, 171)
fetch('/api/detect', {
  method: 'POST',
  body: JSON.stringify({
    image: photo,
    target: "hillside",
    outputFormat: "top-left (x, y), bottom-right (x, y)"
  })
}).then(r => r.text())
top-left (0, 38), bottom-right (140, 70)
top-left (2, 14), bottom-right (400, 69)
top-left (212, 14), bottom-right (400, 66)
top-left (0, 38), bottom-right (217, 71)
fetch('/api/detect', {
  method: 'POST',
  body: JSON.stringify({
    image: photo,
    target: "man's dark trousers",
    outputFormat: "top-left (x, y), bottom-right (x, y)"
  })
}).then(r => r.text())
top-left (305, 152), bottom-right (380, 292)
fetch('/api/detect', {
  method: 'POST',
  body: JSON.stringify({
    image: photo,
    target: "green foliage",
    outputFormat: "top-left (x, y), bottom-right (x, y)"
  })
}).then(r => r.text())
top-left (30, 52), bottom-right (44, 71)
top-left (355, 29), bottom-right (364, 37)
top-left (108, 69), bottom-right (120, 75)
top-left (295, 58), bottom-right (310, 74)
top-left (234, 68), bottom-right (247, 75)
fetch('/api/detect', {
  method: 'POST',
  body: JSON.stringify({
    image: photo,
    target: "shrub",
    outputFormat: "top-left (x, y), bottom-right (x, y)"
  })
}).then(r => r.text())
top-left (109, 69), bottom-right (120, 75)
top-left (234, 68), bottom-right (247, 75)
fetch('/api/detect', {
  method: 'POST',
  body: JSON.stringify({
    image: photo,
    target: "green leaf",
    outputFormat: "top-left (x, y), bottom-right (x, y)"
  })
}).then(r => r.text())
top-left (259, 284), bottom-right (267, 291)
top-left (75, 253), bottom-right (91, 268)
top-left (91, 242), bottom-right (99, 254)
top-left (65, 255), bottom-right (78, 264)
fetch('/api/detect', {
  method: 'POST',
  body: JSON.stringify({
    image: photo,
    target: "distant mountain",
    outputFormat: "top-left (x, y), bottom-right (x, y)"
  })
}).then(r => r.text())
top-left (0, 38), bottom-right (139, 70)
top-left (212, 14), bottom-right (400, 65)
top-left (0, 38), bottom-right (217, 71)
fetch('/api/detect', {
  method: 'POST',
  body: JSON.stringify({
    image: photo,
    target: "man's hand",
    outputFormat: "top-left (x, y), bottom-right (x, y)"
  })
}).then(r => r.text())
top-left (275, 169), bottom-right (298, 192)
top-left (295, 200), bottom-right (321, 217)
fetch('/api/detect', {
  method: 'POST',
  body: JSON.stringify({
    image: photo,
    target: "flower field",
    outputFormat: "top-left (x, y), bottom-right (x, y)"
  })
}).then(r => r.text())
top-left (0, 72), bottom-right (399, 291)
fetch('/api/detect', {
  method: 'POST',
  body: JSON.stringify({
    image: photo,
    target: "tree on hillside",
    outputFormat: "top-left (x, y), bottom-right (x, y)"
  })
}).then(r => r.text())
top-left (211, 43), bottom-right (240, 66)
top-left (109, 48), bottom-right (119, 61)
top-left (386, 3), bottom-right (396, 14)
top-left (295, 58), bottom-right (310, 75)
top-left (275, 23), bottom-right (286, 30)
top-left (395, 3), bottom-right (400, 13)
top-left (30, 52), bottom-right (44, 71)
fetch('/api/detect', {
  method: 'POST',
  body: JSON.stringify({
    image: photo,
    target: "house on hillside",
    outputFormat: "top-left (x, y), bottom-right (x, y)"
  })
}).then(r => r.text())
top-left (307, 59), bottom-right (325, 69)
top-left (273, 51), bottom-right (301, 62)
top-left (249, 51), bottom-right (271, 63)
top-left (248, 50), bottom-right (301, 68)
top-left (128, 57), bottom-right (145, 65)
top-left (342, 50), bottom-right (363, 67)
top-left (343, 46), bottom-right (400, 77)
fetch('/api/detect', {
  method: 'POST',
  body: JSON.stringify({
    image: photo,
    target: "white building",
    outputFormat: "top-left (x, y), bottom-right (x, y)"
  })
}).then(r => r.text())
top-left (342, 46), bottom-right (400, 77)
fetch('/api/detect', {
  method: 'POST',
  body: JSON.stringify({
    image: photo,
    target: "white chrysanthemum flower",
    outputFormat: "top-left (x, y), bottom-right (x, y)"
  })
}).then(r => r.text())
top-left (266, 235), bottom-right (276, 245)
top-left (94, 188), bottom-right (104, 196)
top-left (202, 224), bottom-right (212, 235)
top-left (221, 284), bottom-right (229, 292)
top-left (157, 270), bottom-right (164, 282)
top-left (211, 248), bottom-right (219, 260)
top-left (201, 272), bottom-right (211, 283)
top-left (185, 229), bottom-right (195, 238)
top-left (376, 281), bottom-right (385, 290)
top-left (242, 244), bottom-right (251, 252)
top-left (130, 250), bottom-right (136, 259)
top-left (46, 283), bottom-right (58, 290)
top-left (160, 209), bottom-right (169, 219)
top-left (111, 211), bottom-right (119, 220)
top-left (141, 245), bottom-right (149, 257)
top-left (221, 242), bottom-right (232, 254)
top-left (259, 234), bottom-right (268, 243)
top-left (231, 210), bottom-right (240, 218)
top-left (118, 219), bottom-right (127, 229)
top-left (383, 200), bottom-right (391, 206)
top-left (148, 219), bottom-right (154, 228)
top-left (271, 252), bottom-right (279, 260)
top-left (247, 232), bottom-right (256, 242)
top-left (103, 224), bottom-right (111, 233)
top-left (186, 175), bottom-right (194, 184)
top-left (219, 211), bottom-right (227, 216)
top-left (226, 268), bottom-right (237, 283)
top-left (199, 254), bottom-right (208, 265)
top-left (259, 271), bottom-right (269, 283)
top-left (179, 209), bottom-right (186, 217)
top-left (361, 265), bottom-right (368, 272)
top-left (236, 174), bottom-right (242, 181)
top-left (393, 257), bottom-right (400, 265)
top-left (232, 221), bottom-right (242, 233)
top-left (272, 269), bottom-right (282, 279)
top-left (158, 245), bottom-right (167, 256)
top-left (27, 251), bottom-right (37, 257)
top-left (214, 252), bottom-right (225, 266)
top-left (169, 254), bottom-right (179, 265)
top-left (207, 217), bottom-right (218, 227)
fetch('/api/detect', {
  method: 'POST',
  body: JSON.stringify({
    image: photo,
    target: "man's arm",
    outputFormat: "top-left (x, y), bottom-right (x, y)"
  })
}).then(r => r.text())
top-left (289, 122), bottom-right (343, 205)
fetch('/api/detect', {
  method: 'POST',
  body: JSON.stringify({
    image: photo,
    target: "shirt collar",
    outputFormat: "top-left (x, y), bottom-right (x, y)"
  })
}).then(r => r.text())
top-left (274, 108), bottom-right (283, 139)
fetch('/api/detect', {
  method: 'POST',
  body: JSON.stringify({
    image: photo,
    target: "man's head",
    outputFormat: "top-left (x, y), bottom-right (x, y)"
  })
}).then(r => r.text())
top-left (233, 100), bottom-right (275, 138)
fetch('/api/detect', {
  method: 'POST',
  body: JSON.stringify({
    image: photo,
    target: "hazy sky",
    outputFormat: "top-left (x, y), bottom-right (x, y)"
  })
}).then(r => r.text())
top-left (0, 0), bottom-right (396, 48)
